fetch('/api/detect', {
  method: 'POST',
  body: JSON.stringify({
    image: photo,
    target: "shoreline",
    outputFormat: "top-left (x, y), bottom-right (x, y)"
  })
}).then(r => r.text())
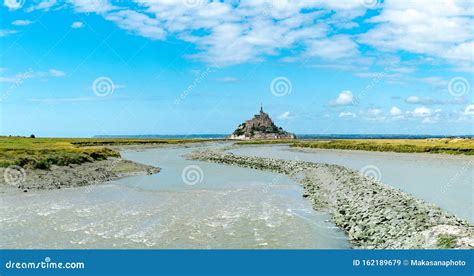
top-left (187, 150), bottom-right (473, 249)
top-left (0, 157), bottom-right (160, 194)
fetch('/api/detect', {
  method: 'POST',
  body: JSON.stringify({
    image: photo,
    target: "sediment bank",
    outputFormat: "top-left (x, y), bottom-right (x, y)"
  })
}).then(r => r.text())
top-left (0, 158), bottom-right (160, 194)
top-left (187, 150), bottom-right (473, 249)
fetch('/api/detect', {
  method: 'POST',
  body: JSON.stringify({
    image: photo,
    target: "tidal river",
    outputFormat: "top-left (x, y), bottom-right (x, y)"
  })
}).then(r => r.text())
top-left (0, 144), bottom-right (349, 249)
top-left (229, 144), bottom-right (474, 224)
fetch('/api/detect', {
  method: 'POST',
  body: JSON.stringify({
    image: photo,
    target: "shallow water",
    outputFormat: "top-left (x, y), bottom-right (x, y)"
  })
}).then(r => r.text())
top-left (0, 144), bottom-right (350, 249)
top-left (229, 145), bottom-right (473, 223)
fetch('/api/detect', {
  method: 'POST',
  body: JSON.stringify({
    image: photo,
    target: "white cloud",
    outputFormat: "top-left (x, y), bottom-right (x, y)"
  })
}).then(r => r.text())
top-left (28, 0), bottom-right (57, 11)
top-left (405, 95), bottom-right (465, 105)
top-left (390, 106), bottom-right (402, 116)
top-left (5, 0), bottom-right (472, 71)
top-left (412, 106), bottom-right (434, 117)
top-left (0, 69), bottom-right (65, 83)
top-left (406, 96), bottom-right (421, 104)
top-left (0, 29), bottom-right (17, 37)
top-left (405, 106), bottom-right (443, 123)
top-left (278, 111), bottom-right (294, 120)
top-left (12, 20), bottom-right (32, 26)
top-left (331, 90), bottom-right (354, 106)
top-left (339, 112), bottom-right (356, 118)
top-left (105, 10), bottom-right (165, 40)
top-left (463, 104), bottom-right (474, 116)
top-left (49, 69), bottom-right (65, 77)
top-left (70, 0), bottom-right (115, 13)
top-left (71, 21), bottom-right (84, 29)
top-left (3, 0), bottom-right (24, 10)
top-left (216, 77), bottom-right (239, 83)
top-left (410, 106), bottom-right (440, 120)
top-left (358, 0), bottom-right (474, 71)
top-left (364, 108), bottom-right (386, 121)
top-left (305, 35), bottom-right (359, 60)
top-left (421, 76), bottom-right (448, 89)
top-left (84, 1), bottom-right (364, 66)
top-left (421, 117), bottom-right (438, 124)
top-left (367, 108), bottom-right (383, 117)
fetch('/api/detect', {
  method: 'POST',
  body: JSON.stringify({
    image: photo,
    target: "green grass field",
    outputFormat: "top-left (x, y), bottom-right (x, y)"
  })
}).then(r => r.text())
top-left (237, 138), bottom-right (474, 155)
top-left (0, 137), bottom-right (212, 169)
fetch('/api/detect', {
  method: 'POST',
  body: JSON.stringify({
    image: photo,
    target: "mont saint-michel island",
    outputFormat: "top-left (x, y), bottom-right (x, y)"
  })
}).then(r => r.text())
top-left (229, 106), bottom-right (296, 140)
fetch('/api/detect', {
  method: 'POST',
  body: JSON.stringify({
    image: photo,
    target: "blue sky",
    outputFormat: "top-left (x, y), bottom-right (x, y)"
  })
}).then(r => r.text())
top-left (0, 0), bottom-right (473, 137)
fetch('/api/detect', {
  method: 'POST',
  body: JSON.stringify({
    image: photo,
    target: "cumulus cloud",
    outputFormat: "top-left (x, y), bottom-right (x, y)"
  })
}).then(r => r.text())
top-left (339, 112), bottom-right (356, 118)
top-left (278, 111), bottom-right (294, 120)
top-left (331, 90), bottom-right (354, 106)
top-left (27, 0), bottom-right (57, 11)
top-left (105, 10), bottom-right (165, 40)
top-left (0, 68), bottom-right (65, 83)
top-left (405, 95), bottom-right (465, 105)
top-left (364, 108), bottom-right (386, 121)
top-left (49, 69), bottom-right (65, 77)
top-left (70, 0), bottom-right (115, 13)
top-left (3, 0), bottom-right (24, 10)
top-left (12, 20), bottom-right (32, 26)
top-left (358, 0), bottom-right (474, 71)
top-left (411, 106), bottom-right (434, 117)
top-left (0, 30), bottom-right (17, 37)
top-left (390, 106), bottom-right (402, 116)
top-left (463, 104), bottom-right (474, 116)
top-left (71, 21), bottom-right (84, 29)
top-left (33, 0), bottom-right (366, 66)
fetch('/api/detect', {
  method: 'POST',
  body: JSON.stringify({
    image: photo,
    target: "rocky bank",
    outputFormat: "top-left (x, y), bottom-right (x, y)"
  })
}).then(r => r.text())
top-left (187, 150), bottom-right (473, 249)
top-left (0, 158), bottom-right (160, 194)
